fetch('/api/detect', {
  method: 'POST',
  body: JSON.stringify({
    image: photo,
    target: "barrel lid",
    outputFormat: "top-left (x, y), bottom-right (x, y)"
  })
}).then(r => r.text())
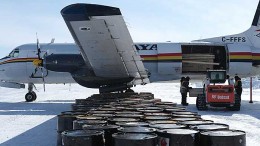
top-left (118, 127), bottom-right (156, 133)
top-left (143, 116), bottom-right (171, 120)
top-left (172, 114), bottom-right (201, 118)
top-left (180, 120), bottom-right (213, 126)
top-left (148, 120), bottom-right (177, 124)
top-left (137, 109), bottom-right (164, 113)
top-left (113, 133), bottom-right (157, 140)
top-left (172, 117), bottom-right (198, 121)
top-left (190, 123), bottom-right (229, 131)
top-left (83, 124), bottom-right (119, 130)
top-left (201, 130), bottom-right (245, 136)
top-left (75, 120), bottom-right (107, 125)
top-left (115, 111), bottom-right (142, 115)
top-left (157, 129), bottom-right (199, 135)
top-left (98, 108), bottom-right (118, 111)
top-left (116, 122), bottom-right (149, 127)
top-left (91, 114), bottom-right (114, 117)
top-left (149, 124), bottom-right (186, 129)
top-left (115, 114), bottom-right (143, 118)
top-left (172, 111), bottom-right (198, 115)
top-left (144, 113), bottom-right (171, 116)
top-left (155, 102), bottom-right (177, 106)
top-left (88, 110), bottom-right (114, 114)
top-left (109, 118), bottom-right (139, 122)
top-left (165, 108), bottom-right (186, 112)
top-left (62, 130), bottom-right (103, 137)
top-left (76, 116), bottom-right (104, 120)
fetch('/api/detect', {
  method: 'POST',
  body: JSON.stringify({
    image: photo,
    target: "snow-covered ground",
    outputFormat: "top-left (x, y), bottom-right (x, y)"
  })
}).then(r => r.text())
top-left (0, 81), bottom-right (259, 146)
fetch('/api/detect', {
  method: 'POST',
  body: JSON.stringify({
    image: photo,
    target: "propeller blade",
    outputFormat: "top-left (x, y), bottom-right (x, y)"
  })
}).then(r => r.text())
top-left (36, 33), bottom-right (41, 59)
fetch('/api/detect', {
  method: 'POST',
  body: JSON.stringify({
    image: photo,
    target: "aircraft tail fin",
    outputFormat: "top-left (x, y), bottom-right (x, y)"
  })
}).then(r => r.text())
top-left (252, 0), bottom-right (260, 27)
top-left (194, 0), bottom-right (260, 49)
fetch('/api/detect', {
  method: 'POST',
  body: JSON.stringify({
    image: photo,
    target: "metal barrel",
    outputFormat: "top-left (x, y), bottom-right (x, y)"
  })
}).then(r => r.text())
top-left (156, 129), bottom-right (200, 146)
top-left (143, 116), bottom-right (172, 121)
top-left (155, 102), bottom-right (177, 107)
top-left (165, 108), bottom-right (186, 113)
top-left (172, 111), bottom-right (198, 115)
top-left (147, 120), bottom-right (178, 124)
top-left (190, 123), bottom-right (229, 132)
top-left (114, 111), bottom-right (142, 115)
top-left (71, 104), bottom-right (99, 111)
top-left (108, 118), bottom-right (139, 124)
top-left (172, 117), bottom-right (200, 122)
top-left (149, 123), bottom-right (186, 129)
top-left (57, 113), bottom-right (84, 132)
top-left (114, 114), bottom-right (144, 119)
top-left (83, 125), bottom-right (119, 146)
top-left (200, 130), bottom-right (246, 146)
top-left (172, 114), bottom-right (201, 118)
top-left (73, 120), bottom-right (107, 130)
top-left (118, 127), bottom-right (156, 133)
top-left (91, 113), bottom-right (114, 118)
top-left (115, 122), bottom-right (149, 127)
top-left (112, 133), bottom-right (158, 146)
top-left (144, 113), bottom-right (171, 116)
top-left (61, 130), bottom-right (104, 146)
top-left (137, 108), bottom-right (164, 113)
top-left (56, 132), bottom-right (62, 146)
top-left (88, 110), bottom-right (114, 114)
top-left (179, 120), bottom-right (214, 128)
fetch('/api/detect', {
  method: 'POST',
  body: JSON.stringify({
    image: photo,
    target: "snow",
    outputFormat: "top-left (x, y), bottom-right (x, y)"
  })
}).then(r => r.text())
top-left (0, 81), bottom-right (260, 146)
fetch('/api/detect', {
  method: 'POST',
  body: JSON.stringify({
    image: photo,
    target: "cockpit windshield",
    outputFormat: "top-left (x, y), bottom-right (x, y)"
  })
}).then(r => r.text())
top-left (8, 48), bottom-right (19, 58)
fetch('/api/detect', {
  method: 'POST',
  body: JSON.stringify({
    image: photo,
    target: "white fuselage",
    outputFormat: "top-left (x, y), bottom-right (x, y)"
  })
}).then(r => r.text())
top-left (1, 42), bottom-right (260, 85)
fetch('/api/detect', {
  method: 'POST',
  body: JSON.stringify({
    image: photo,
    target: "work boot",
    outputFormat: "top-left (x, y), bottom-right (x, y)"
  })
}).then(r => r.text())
top-left (182, 103), bottom-right (189, 106)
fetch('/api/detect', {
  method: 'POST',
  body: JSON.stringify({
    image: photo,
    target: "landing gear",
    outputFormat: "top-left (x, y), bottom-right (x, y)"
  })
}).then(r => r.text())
top-left (25, 83), bottom-right (37, 102)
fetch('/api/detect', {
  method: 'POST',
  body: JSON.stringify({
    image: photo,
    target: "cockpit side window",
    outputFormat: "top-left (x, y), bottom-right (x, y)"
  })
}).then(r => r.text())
top-left (8, 48), bottom-right (19, 58)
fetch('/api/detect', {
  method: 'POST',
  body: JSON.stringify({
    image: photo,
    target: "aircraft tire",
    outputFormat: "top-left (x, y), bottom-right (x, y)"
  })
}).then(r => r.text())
top-left (25, 92), bottom-right (36, 102)
top-left (196, 94), bottom-right (207, 111)
top-left (31, 91), bottom-right (37, 101)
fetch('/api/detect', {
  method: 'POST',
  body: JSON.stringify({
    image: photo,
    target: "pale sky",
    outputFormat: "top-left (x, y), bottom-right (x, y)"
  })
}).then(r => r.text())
top-left (0, 0), bottom-right (258, 57)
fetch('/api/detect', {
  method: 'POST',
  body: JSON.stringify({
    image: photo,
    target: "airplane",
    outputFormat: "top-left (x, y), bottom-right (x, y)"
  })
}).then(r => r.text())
top-left (1, 1), bottom-right (260, 102)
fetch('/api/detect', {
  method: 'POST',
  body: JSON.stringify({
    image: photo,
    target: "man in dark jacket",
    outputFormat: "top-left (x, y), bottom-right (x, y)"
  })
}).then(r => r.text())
top-left (234, 76), bottom-right (242, 97)
top-left (180, 76), bottom-right (190, 106)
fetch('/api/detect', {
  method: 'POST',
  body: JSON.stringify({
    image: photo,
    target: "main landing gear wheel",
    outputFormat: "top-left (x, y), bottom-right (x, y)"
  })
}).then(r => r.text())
top-left (25, 92), bottom-right (37, 102)
top-left (25, 83), bottom-right (37, 102)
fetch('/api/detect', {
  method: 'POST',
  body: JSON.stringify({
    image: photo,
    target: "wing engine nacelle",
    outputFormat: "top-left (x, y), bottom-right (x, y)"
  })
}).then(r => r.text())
top-left (43, 54), bottom-right (85, 73)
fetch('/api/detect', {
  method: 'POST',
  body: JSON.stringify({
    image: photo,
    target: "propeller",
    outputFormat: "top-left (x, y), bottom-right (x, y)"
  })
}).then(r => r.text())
top-left (31, 33), bottom-right (47, 92)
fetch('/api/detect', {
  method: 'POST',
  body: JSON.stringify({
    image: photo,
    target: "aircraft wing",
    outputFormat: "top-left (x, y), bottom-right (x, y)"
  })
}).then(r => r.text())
top-left (61, 4), bottom-right (149, 85)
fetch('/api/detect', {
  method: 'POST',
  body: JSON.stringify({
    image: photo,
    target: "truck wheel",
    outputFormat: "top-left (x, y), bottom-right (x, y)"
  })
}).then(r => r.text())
top-left (196, 94), bottom-right (207, 111)
top-left (230, 94), bottom-right (241, 111)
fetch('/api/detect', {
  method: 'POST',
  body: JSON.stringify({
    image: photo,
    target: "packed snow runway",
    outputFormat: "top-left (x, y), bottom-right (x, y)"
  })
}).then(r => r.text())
top-left (0, 81), bottom-right (259, 146)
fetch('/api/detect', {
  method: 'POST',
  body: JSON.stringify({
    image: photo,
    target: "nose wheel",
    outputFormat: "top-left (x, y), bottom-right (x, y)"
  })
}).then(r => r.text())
top-left (25, 83), bottom-right (37, 102)
top-left (25, 91), bottom-right (37, 102)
